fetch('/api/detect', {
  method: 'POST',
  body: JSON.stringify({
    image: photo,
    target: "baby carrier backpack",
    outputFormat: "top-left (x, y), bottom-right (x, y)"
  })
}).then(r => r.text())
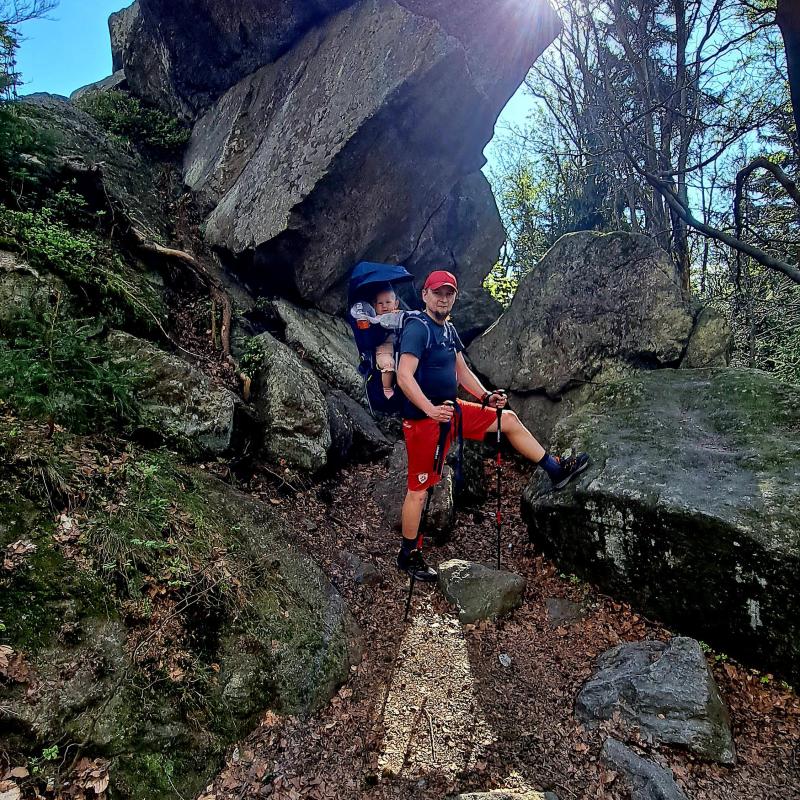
top-left (347, 261), bottom-right (455, 417)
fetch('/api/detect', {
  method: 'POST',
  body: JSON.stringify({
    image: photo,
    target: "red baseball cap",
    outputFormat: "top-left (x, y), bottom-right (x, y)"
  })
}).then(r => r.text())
top-left (423, 270), bottom-right (458, 291)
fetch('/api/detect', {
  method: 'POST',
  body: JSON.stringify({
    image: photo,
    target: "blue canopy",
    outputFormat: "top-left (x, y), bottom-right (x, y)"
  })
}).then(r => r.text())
top-left (348, 261), bottom-right (415, 304)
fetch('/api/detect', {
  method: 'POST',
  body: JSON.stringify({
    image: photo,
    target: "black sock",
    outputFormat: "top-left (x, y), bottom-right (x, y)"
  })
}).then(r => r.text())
top-left (400, 537), bottom-right (416, 555)
top-left (537, 452), bottom-right (562, 480)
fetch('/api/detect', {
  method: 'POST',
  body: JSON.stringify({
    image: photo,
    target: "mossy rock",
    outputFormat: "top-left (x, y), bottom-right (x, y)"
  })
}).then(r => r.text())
top-left (523, 368), bottom-right (800, 683)
top-left (0, 461), bottom-right (360, 799)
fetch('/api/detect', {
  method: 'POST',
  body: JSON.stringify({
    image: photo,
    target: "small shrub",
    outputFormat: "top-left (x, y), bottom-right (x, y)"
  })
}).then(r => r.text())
top-left (75, 90), bottom-right (190, 155)
top-left (0, 200), bottom-right (165, 328)
top-left (0, 305), bottom-right (143, 431)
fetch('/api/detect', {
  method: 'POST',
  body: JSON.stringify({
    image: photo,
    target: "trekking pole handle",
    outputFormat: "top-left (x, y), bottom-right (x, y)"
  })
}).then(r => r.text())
top-left (482, 389), bottom-right (508, 410)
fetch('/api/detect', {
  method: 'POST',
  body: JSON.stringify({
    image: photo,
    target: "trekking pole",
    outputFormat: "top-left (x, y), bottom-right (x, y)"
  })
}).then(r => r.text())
top-left (404, 401), bottom-right (454, 622)
top-left (404, 487), bottom-right (433, 622)
top-left (494, 391), bottom-right (507, 570)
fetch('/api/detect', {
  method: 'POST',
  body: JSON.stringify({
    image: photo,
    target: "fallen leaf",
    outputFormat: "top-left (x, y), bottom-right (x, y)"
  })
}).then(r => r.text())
top-left (7, 768), bottom-right (28, 779)
top-left (89, 775), bottom-right (109, 794)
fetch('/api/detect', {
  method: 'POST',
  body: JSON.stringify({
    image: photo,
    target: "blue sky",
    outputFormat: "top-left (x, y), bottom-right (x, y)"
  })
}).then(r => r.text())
top-left (14, 0), bottom-right (530, 174)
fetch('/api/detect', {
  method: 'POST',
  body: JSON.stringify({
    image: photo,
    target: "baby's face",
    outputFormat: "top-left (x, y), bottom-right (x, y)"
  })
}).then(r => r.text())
top-left (374, 290), bottom-right (399, 315)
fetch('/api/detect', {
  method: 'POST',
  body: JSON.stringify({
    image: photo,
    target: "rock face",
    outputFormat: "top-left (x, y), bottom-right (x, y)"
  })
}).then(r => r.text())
top-left (0, 471), bottom-right (361, 799)
top-left (182, 0), bottom-right (559, 311)
top-left (470, 231), bottom-right (699, 396)
top-left (324, 387), bottom-right (392, 464)
top-left (110, 0), bottom-right (357, 116)
top-left (20, 94), bottom-right (168, 240)
top-left (405, 172), bottom-right (505, 344)
top-left (575, 638), bottom-right (735, 765)
top-left (681, 305), bottom-right (732, 369)
top-left (70, 70), bottom-right (128, 102)
top-left (601, 738), bottom-right (688, 800)
top-left (437, 559), bottom-right (526, 623)
top-left (267, 299), bottom-right (363, 399)
top-left (107, 330), bottom-right (239, 455)
top-left (249, 332), bottom-right (331, 471)
top-left (522, 368), bottom-right (800, 683)
top-left (0, 252), bottom-right (71, 331)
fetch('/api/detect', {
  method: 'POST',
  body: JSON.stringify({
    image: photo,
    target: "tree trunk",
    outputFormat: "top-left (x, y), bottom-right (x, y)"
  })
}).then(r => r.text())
top-left (777, 0), bottom-right (800, 145)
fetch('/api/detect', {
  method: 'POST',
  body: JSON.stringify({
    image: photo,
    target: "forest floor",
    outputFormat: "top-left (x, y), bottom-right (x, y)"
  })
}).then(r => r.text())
top-left (196, 454), bottom-right (800, 800)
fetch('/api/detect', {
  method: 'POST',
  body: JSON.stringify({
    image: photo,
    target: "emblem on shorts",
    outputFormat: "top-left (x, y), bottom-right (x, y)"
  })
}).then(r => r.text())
top-left (417, 473), bottom-right (429, 485)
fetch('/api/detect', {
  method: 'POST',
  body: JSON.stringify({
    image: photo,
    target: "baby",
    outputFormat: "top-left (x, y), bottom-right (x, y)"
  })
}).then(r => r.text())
top-left (374, 286), bottom-right (400, 399)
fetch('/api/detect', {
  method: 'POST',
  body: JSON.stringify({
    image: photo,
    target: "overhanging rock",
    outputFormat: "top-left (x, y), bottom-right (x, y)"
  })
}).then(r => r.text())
top-left (522, 368), bottom-right (800, 683)
top-left (110, 0), bottom-right (358, 117)
top-left (183, 0), bottom-right (560, 312)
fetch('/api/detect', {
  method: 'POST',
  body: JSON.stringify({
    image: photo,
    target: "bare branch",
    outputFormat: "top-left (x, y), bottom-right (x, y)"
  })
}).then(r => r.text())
top-left (639, 163), bottom-right (800, 283)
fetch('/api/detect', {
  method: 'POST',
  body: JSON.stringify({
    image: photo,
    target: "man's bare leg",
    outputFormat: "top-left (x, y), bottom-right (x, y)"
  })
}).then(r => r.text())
top-left (486, 411), bottom-right (546, 463)
top-left (401, 489), bottom-right (427, 541)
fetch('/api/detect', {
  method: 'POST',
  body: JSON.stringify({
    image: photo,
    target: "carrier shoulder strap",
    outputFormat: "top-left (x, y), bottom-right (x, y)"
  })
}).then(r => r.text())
top-left (402, 312), bottom-right (434, 356)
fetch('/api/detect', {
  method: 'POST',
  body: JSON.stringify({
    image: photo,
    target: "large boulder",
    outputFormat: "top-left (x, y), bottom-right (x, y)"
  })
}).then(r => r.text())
top-left (0, 252), bottom-right (72, 332)
top-left (576, 638), bottom-right (735, 765)
top-left (109, 0), bottom-right (357, 117)
top-left (19, 94), bottom-right (168, 240)
top-left (266, 299), bottom-right (363, 399)
top-left (107, 330), bottom-right (239, 455)
top-left (522, 368), bottom-right (800, 683)
top-left (0, 464), bottom-right (361, 799)
top-left (405, 171), bottom-right (505, 344)
top-left (467, 231), bottom-right (732, 438)
top-left (183, 0), bottom-right (560, 312)
top-left (249, 332), bottom-right (331, 471)
top-left (470, 231), bottom-right (700, 396)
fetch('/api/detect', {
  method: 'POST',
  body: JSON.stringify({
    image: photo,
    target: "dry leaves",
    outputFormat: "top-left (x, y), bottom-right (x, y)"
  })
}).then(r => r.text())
top-left (0, 783), bottom-right (22, 800)
top-left (2, 539), bottom-right (36, 572)
top-left (197, 456), bottom-right (800, 800)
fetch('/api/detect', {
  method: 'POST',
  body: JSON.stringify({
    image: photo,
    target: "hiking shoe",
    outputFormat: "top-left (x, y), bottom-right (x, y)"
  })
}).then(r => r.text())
top-left (396, 548), bottom-right (438, 582)
top-left (551, 452), bottom-right (590, 490)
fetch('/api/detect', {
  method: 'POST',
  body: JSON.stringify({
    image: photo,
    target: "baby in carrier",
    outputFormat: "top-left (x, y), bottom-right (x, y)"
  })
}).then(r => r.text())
top-left (374, 287), bottom-right (400, 399)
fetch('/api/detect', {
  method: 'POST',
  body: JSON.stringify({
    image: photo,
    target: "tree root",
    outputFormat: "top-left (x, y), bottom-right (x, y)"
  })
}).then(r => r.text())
top-left (129, 226), bottom-right (233, 358)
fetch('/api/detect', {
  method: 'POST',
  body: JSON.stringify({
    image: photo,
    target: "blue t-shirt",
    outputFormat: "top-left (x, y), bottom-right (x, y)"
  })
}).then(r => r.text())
top-left (399, 314), bottom-right (464, 419)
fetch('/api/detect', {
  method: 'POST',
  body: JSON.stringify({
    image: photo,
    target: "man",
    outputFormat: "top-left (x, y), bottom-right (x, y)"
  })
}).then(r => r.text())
top-left (396, 269), bottom-right (589, 582)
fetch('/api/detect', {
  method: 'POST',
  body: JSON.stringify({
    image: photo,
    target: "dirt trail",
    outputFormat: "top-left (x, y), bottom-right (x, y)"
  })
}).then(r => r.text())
top-left (198, 456), bottom-right (800, 800)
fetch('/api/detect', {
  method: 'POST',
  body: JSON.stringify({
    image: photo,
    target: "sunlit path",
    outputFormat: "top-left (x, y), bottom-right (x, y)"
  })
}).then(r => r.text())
top-left (378, 604), bottom-right (496, 780)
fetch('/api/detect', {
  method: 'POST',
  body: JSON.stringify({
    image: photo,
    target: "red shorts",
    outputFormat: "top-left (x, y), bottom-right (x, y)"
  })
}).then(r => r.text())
top-left (403, 400), bottom-right (497, 491)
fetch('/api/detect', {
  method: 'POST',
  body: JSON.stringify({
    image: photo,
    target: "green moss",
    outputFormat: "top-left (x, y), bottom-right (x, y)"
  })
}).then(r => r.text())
top-left (0, 493), bottom-right (109, 652)
top-left (115, 748), bottom-right (215, 800)
top-left (74, 90), bottom-right (190, 156)
top-left (0, 198), bottom-right (166, 330)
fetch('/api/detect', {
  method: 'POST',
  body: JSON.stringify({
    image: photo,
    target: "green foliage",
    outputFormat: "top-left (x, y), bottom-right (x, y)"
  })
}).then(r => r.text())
top-left (0, 194), bottom-right (165, 327)
top-left (239, 335), bottom-right (265, 376)
top-left (483, 261), bottom-right (518, 308)
top-left (0, 25), bottom-right (50, 195)
top-left (84, 449), bottom-right (234, 599)
top-left (0, 305), bottom-right (142, 431)
top-left (75, 89), bottom-right (190, 155)
top-left (41, 745), bottom-right (59, 762)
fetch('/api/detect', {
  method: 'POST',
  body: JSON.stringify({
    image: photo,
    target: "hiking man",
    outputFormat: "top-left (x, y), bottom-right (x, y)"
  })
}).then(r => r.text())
top-left (396, 269), bottom-right (589, 582)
